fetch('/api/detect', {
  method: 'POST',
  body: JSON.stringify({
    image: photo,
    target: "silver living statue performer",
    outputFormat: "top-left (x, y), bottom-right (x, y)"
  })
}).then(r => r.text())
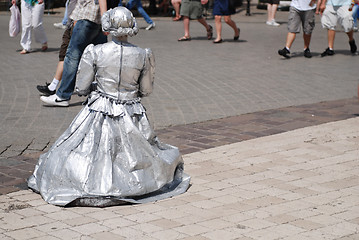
top-left (28, 7), bottom-right (191, 207)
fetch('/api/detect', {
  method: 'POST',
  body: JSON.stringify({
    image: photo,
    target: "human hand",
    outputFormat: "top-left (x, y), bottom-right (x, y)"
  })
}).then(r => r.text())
top-left (38, 0), bottom-right (44, 4)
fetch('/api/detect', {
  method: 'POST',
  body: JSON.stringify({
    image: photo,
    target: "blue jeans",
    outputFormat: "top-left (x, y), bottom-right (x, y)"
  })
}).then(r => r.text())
top-left (56, 20), bottom-right (107, 100)
top-left (126, 0), bottom-right (153, 24)
top-left (353, 4), bottom-right (358, 28)
top-left (61, 0), bottom-right (69, 25)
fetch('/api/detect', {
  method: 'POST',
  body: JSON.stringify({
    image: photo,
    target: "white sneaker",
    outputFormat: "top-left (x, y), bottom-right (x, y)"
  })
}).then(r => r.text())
top-left (271, 20), bottom-right (280, 26)
top-left (40, 94), bottom-right (69, 107)
top-left (54, 22), bottom-right (66, 29)
top-left (266, 20), bottom-right (280, 27)
top-left (145, 23), bottom-right (155, 30)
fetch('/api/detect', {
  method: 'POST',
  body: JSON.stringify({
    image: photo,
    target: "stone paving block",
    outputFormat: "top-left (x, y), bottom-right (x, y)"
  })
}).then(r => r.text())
top-left (197, 218), bottom-right (235, 230)
top-left (71, 222), bottom-right (110, 236)
top-left (48, 228), bottom-right (83, 240)
top-left (101, 217), bottom-right (136, 228)
top-left (45, 210), bottom-right (82, 221)
top-left (174, 224), bottom-right (211, 236)
top-left (202, 229), bottom-right (239, 240)
top-left (149, 219), bottom-right (183, 229)
top-left (90, 231), bottom-right (125, 240)
top-left (34, 221), bottom-right (70, 233)
top-left (4, 228), bottom-right (46, 239)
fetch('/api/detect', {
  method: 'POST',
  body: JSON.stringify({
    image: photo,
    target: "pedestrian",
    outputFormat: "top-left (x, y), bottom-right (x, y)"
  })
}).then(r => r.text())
top-left (266, 0), bottom-right (280, 26)
top-left (177, 0), bottom-right (213, 41)
top-left (37, 21), bottom-right (75, 95)
top-left (39, 0), bottom-right (108, 106)
top-left (126, 0), bottom-right (156, 30)
top-left (318, 0), bottom-right (357, 56)
top-left (278, 0), bottom-right (316, 58)
top-left (212, 0), bottom-right (240, 43)
top-left (12, 0), bottom-right (48, 54)
top-left (28, 7), bottom-right (190, 207)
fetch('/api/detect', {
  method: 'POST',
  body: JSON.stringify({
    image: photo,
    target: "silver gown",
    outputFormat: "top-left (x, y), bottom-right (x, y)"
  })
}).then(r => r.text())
top-left (28, 40), bottom-right (191, 207)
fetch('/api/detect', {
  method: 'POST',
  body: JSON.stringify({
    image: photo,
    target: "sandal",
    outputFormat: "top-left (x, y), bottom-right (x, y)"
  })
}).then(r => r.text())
top-left (207, 25), bottom-right (213, 40)
top-left (173, 16), bottom-right (182, 21)
top-left (20, 49), bottom-right (29, 54)
top-left (178, 36), bottom-right (191, 41)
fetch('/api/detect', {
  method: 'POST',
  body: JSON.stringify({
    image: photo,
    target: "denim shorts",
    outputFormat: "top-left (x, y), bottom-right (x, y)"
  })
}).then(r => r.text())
top-left (287, 7), bottom-right (315, 34)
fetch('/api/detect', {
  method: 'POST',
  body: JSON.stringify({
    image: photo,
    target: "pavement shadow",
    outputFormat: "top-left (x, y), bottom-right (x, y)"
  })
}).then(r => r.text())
top-left (16, 48), bottom-right (60, 54)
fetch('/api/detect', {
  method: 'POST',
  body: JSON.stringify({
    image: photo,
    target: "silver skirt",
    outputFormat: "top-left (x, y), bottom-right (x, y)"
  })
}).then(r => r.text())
top-left (28, 92), bottom-right (190, 207)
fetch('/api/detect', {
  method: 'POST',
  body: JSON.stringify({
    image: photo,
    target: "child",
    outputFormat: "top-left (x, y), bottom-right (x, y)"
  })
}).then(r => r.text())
top-left (28, 7), bottom-right (190, 207)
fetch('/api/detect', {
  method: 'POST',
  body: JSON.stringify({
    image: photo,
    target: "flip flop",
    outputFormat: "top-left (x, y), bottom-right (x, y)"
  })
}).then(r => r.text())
top-left (178, 36), bottom-right (191, 41)
top-left (20, 49), bottom-right (29, 54)
top-left (173, 16), bottom-right (182, 21)
top-left (42, 43), bottom-right (48, 51)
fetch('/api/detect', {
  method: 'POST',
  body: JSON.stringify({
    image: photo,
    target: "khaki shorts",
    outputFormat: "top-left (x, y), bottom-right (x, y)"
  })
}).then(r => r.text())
top-left (180, 0), bottom-right (203, 20)
top-left (287, 7), bottom-right (315, 35)
top-left (321, 5), bottom-right (354, 32)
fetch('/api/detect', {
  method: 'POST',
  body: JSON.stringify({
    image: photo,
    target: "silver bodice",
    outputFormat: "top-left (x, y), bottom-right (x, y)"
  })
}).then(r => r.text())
top-left (75, 39), bottom-right (155, 100)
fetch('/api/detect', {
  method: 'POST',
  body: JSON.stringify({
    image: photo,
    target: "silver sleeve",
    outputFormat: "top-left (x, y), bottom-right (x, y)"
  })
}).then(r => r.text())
top-left (139, 48), bottom-right (155, 97)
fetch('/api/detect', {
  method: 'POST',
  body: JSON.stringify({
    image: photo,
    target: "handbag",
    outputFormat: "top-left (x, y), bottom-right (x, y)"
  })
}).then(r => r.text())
top-left (9, 4), bottom-right (21, 37)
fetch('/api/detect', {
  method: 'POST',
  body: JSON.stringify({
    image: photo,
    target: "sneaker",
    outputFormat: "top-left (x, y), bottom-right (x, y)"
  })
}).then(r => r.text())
top-left (349, 39), bottom-right (357, 53)
top-left (278, 47), bottom-right (290, 59)
top-left (40, 94), bottom-right (69, 107)
top-left (54, 22), bottom-right (66, 29)
top-left (266, 20), bottom-right (280, 27)
top-left (37, 83), bottom-right (56, 96)
top-left (304, 48), bottom-right (312, 58)
top-left (321, 47), bottom-right (335, 57)
top-left (145, 23), bottom-right (155, 30)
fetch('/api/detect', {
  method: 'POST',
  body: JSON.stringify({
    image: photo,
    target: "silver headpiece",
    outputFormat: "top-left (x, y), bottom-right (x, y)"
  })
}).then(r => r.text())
top-left (101, 7), bottom-right (139, 37)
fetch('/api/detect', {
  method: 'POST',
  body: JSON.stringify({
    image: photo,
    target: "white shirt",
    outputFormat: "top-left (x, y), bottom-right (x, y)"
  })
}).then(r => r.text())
top-left (291, 0), bottom-right (316, 11)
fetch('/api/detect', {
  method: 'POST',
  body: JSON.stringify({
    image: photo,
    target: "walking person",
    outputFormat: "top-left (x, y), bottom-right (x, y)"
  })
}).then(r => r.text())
top-left (266, 0), bottom-right (280, 26)
top-left (40, 0), bottom-right (108, 106)
top-left (178, 0), bottom-right (213, 41)
top-left (12, 0), bottom-right (48, 54)
top-left (278, 0), bottom-right (316, 58)
top-left (212, 0), bottom-right (240, 43)
top-left (318, 0), bottom-right (357, 56)
top-left (126, 0), bottom-right (156, 30)
top-left (28, 7), bottom-right (190, 207)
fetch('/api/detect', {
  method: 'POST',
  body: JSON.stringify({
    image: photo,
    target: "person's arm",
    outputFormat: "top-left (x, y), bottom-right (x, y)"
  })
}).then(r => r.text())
top-left (75, 44), bottom-right (96, 96)
top-left (139, 49), bottom-right (155, 97)
top-left (98, 0), bottom-right (107, 16)
top-left (318, 0), bottom-right (327, 15)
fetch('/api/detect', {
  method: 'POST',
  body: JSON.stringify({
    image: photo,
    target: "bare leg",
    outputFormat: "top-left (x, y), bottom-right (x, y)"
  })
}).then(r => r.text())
top-left (54, 61), bottom-right (64, 82)
top-left (172, 2), bottom-right (180, 19)
top-left (267, 4), bottom-right (278, 22)
top-left (328, 29), bottom-right (335, 49)
top-left (285, 32), bottom-right (296, 49)
top-left (346, 30), bottom-right (354, 41)
top-left (214, 15), bottom-right (222, 41)
top-left (223, 15), bottom-right (239, 36)
top-left (182, 16), bottom-right (190, 38)
top-left (303, 33), bottom-right (311, 49)
top-left (197, 17), bottom-right (210, 30)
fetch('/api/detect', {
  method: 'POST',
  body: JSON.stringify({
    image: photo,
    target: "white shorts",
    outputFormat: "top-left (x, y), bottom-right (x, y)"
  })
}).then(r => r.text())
top-left (321, 5), bottom-right (354, 32)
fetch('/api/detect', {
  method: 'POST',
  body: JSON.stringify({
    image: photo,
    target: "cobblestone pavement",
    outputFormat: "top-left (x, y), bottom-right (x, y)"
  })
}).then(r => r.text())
top-left (1, 6), bottom-right (358, 158)
top-left (0, 117), bottom-right (358, 239)
top-left (0, 3), bottom-right (359, 239)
